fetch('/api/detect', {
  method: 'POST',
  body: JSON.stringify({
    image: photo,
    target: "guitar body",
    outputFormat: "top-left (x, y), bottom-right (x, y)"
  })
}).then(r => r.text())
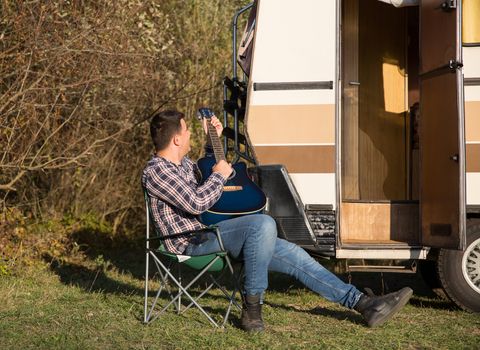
top-left (197, 154), bottom-right (267, 225)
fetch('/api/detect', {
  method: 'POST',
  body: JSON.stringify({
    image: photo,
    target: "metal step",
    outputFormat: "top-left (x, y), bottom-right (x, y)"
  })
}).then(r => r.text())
top-left (347, 263), bottom-right (417, 274)
top-left (306, 205), bottom-right (336, 238)
top-left (305, 206), bottom-right (336, 256)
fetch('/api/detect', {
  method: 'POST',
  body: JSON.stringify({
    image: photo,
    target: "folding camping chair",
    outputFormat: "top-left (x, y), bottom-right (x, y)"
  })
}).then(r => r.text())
top-left (143, 191), bottom-right (242, 327)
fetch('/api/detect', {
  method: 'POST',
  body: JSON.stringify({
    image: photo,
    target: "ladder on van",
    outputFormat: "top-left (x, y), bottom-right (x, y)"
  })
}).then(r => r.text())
top-left (222, 76), bottom-right (254, 164)
top-left (222, 2), bottom-right (255, 164)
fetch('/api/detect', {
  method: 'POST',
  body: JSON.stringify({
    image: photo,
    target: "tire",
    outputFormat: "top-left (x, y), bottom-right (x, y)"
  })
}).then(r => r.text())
top-left (418, 258), bottom-right (448, 300)
top-left (437, 221), bottom-right (480, 312)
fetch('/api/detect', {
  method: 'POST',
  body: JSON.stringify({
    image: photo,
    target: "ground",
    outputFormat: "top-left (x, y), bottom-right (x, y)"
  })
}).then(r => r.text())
top-left (1, 245), bottom-right (478, 350)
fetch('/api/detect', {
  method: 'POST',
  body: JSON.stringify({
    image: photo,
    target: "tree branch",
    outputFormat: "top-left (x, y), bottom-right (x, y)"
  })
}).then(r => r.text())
top-left (0, 170), bottom-right (26, 192)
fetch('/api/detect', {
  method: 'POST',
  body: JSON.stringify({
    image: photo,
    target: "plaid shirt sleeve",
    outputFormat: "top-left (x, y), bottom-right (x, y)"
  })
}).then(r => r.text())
top-left (145, 160), bottom-right (226, 215)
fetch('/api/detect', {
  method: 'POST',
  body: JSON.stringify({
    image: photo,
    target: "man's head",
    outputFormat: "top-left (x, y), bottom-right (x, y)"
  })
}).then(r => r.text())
top-left (150, 110), bottom-right (191, 157)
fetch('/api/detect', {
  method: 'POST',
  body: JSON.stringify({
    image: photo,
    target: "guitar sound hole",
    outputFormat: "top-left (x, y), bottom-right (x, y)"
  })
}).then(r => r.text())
top-left (228, 169), bottom-right (236, 180)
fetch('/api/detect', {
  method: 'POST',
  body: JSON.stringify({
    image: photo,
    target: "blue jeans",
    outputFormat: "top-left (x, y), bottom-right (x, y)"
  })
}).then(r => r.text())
top-left (184, 214), bottom-right (362, 309)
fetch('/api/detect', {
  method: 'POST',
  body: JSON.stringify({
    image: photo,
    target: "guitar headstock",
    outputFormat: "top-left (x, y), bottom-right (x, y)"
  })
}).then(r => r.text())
top-left (197, 107), bottom-right (215, 121)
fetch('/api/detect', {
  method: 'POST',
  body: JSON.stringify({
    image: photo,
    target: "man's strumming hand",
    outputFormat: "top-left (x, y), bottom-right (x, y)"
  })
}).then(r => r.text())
top-left (212, 160), bottom-right (233, 180)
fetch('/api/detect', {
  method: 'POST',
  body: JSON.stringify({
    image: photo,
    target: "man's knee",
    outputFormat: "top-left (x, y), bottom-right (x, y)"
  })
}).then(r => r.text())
top-left (256, 214), bottom-right (277, 240)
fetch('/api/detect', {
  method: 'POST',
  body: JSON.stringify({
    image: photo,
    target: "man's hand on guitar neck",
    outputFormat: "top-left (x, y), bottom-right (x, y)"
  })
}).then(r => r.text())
top-left (201, 113), bottom-right (232, 179)
top-left (202, 115), bottom-right (223, 137)
top-left (212, 160), bottom-right (233, 180)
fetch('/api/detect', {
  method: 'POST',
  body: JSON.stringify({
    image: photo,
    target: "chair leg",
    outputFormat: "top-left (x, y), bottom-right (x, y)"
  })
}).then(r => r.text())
top-left (207, 273), bottom-right (237, 327)
top-left (182, 257), bottom-right (243, 327)
top-left (149, 254), bottom-right (220, 327)
top-left (221, 257), bottom-right (244, 326)
top-left (181, 280), bottom-right (216, 314)
top-left (144, 251), bottom-right (150, 324)
top-left (177, 264), bottom-right (182, 314)
top-left (145, 252), bottom-right (244, 328)
top-left (225, 256), bottom-right (244, 311)
top-left (184, 258), bottom-right (243, 327)
top-left (145, 253), bottom-right (179, 323)
top-left (145, 252), bottom-right (169, 323)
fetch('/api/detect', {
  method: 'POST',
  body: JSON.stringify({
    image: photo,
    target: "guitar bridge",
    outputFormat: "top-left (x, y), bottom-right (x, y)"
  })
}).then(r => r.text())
top-left (223, 186), bottom-right (243, 192)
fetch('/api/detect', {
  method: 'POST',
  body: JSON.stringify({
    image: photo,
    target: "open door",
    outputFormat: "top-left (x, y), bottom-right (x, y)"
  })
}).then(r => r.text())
top-left (419, 0), bottom-right (466, 250)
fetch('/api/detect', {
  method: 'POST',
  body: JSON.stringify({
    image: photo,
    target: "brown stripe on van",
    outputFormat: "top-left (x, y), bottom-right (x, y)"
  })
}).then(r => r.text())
top-left (467, 143), bottom-right (480, 172)
top-left (254, 145), bottom-right (335, 173)
top-left (247, 104), bottom-right (335, 144)
top-left (466, 101), bottom-right (480, 142)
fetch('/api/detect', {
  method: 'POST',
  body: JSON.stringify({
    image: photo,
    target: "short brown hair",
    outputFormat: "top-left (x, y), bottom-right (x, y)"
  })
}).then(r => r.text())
top-left (150, 110), bottom-right (184, 151)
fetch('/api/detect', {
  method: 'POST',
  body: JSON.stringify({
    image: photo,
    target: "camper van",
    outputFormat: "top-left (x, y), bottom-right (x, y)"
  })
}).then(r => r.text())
top-left (220, 0), bottom-right (480, 312)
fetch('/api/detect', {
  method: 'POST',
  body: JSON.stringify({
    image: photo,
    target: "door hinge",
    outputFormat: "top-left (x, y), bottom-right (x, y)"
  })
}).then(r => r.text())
top-left (449, 60), bottom-right (463, 70)
top-left (441, 0), bottom-right (457, 11)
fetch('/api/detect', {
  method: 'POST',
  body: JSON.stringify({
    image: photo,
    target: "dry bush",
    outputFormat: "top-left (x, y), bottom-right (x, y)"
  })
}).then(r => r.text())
top-left (0, 0), bottom-right (248, 234)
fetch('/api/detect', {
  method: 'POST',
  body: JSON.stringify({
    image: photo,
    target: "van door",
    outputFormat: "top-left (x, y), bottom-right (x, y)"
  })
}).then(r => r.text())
top-left (419, 0), bottom-right (466, 250)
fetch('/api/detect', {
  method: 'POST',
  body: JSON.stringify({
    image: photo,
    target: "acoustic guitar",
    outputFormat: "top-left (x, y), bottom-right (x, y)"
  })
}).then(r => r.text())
top-left (196, 108), bottom-right (267, 225)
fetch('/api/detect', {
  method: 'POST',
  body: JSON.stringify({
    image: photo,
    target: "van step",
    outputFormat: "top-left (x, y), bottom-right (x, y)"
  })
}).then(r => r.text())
top-left (347, 264), bottom-right (417, 274)
top-left (306, 205), bottom-right (336, 239)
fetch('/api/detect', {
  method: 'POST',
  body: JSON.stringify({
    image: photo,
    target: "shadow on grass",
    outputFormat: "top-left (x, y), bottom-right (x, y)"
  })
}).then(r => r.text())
top-left (68, 227), bottom-right (146, 280)
top-left (265, 300), bottom-right (364, 325)
top-left (266, 270), bottom-right (457, 311)
top-left (407, 297), bottom-right (458, 310)
top-left (44, 253), bottom-right (144, 296)
top-left (45, 226), bottom-right (457, 318)
top-left (40, 226), bottom-right (147, 298)
top-left (44, 251), bottom-right (241, 324)
top-left (344, 271), bottom-right (458, 311)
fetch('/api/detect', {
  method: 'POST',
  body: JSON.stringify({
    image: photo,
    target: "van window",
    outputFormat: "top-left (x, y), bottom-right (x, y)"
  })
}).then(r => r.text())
top-left (463, 0), bottom-right (480, 46)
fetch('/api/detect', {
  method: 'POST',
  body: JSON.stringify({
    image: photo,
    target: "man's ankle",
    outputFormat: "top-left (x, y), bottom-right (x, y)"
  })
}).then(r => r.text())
top-left (241, 294), bottom-right (264, 332)
top-left (353, 294), bottom-right (369, 313)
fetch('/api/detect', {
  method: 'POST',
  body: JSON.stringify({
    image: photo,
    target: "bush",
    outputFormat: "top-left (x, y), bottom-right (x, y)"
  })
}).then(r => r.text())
top-left (0, 0), bottom-right (248, 235)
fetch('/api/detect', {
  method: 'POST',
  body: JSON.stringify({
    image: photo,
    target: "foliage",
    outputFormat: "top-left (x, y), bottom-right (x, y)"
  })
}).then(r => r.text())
top-left (0, 0), bottom-right (249, 233)
top-left (0, 203), bottom-right (119, 272)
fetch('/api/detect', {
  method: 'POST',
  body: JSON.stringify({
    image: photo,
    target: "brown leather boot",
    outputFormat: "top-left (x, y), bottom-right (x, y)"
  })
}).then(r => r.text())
top-left (240, 294), bottom-right (264, 332)
top-left (354, 287), bottom-right (413, 327)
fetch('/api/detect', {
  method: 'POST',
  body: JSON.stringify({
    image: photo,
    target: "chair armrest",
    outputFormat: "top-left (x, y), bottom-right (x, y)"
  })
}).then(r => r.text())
top-left (147, 225), bottom-right (228, 254)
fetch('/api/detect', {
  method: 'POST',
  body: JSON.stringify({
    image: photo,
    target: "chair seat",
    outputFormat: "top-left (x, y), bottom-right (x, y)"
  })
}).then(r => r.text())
top-left (158, 246), bottom-right (227, 272)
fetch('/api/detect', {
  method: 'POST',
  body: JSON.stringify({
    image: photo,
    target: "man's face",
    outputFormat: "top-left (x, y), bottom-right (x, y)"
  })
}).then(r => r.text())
top-left (177, 118), bottom-right (191, 156)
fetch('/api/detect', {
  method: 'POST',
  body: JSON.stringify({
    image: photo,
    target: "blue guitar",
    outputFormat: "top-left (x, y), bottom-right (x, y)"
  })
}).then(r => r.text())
top-left (196, 108), bottom-right (267, 225)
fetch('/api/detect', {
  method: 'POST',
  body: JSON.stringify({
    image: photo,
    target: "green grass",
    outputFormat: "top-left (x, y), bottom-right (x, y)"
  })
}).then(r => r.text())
top-left (1, 251), bottom-right (479, 350)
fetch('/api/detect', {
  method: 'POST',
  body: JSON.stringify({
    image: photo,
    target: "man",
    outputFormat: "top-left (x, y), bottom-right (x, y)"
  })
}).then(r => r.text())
top-left (142, 110), bottom-right (413, 332)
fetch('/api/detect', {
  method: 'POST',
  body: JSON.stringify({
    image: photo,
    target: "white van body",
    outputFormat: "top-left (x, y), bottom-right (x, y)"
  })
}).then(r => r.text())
top-left (224, 0), bottom-right (480, 311)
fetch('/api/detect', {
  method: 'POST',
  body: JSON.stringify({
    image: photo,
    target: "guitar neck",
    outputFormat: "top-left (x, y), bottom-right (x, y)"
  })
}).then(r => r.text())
top-left (207, 122), bottom-right (226, 162)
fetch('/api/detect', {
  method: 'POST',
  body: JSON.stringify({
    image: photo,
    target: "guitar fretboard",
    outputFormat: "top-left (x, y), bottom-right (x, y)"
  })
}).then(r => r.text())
top-left (207, 121), bottom-right (226, 162)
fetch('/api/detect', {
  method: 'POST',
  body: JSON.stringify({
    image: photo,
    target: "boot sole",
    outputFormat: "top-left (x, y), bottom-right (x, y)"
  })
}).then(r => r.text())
top-left (368, 287), bottom-right (413, 328)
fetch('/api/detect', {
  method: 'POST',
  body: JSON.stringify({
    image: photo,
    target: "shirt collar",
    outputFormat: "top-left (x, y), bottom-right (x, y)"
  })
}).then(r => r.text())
top-left (152, 154), bottom-right (188, 168)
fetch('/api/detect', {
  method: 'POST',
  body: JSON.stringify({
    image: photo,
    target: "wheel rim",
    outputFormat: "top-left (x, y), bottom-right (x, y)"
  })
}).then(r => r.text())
top-left (462, 236), bottom-right (480, 295)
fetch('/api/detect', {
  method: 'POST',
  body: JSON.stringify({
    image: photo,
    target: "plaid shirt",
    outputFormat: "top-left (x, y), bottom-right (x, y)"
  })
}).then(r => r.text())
top-left (142, 154), bottom-right (226, 254)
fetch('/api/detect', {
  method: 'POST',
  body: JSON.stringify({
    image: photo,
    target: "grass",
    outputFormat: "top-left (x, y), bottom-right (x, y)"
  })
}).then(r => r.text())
top-left (1, 244), bottom-right (479, 350)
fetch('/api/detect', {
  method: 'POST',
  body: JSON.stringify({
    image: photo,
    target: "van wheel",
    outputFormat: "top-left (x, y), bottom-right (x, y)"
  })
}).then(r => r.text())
top-left (437, 222), bottom-right (480, 312)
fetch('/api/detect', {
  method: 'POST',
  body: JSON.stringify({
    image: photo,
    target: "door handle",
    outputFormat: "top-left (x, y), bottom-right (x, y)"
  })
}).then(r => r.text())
top-left (450, 154), bottom-right (459, 162)
top-left (349, 81), bottom-right (360, 86)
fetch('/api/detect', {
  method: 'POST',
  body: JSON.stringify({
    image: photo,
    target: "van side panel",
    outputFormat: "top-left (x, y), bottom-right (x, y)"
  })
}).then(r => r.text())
top-left (464, 46), bottom-right (480, 205)
top-left (246, 0), bottom-right (337, 206)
